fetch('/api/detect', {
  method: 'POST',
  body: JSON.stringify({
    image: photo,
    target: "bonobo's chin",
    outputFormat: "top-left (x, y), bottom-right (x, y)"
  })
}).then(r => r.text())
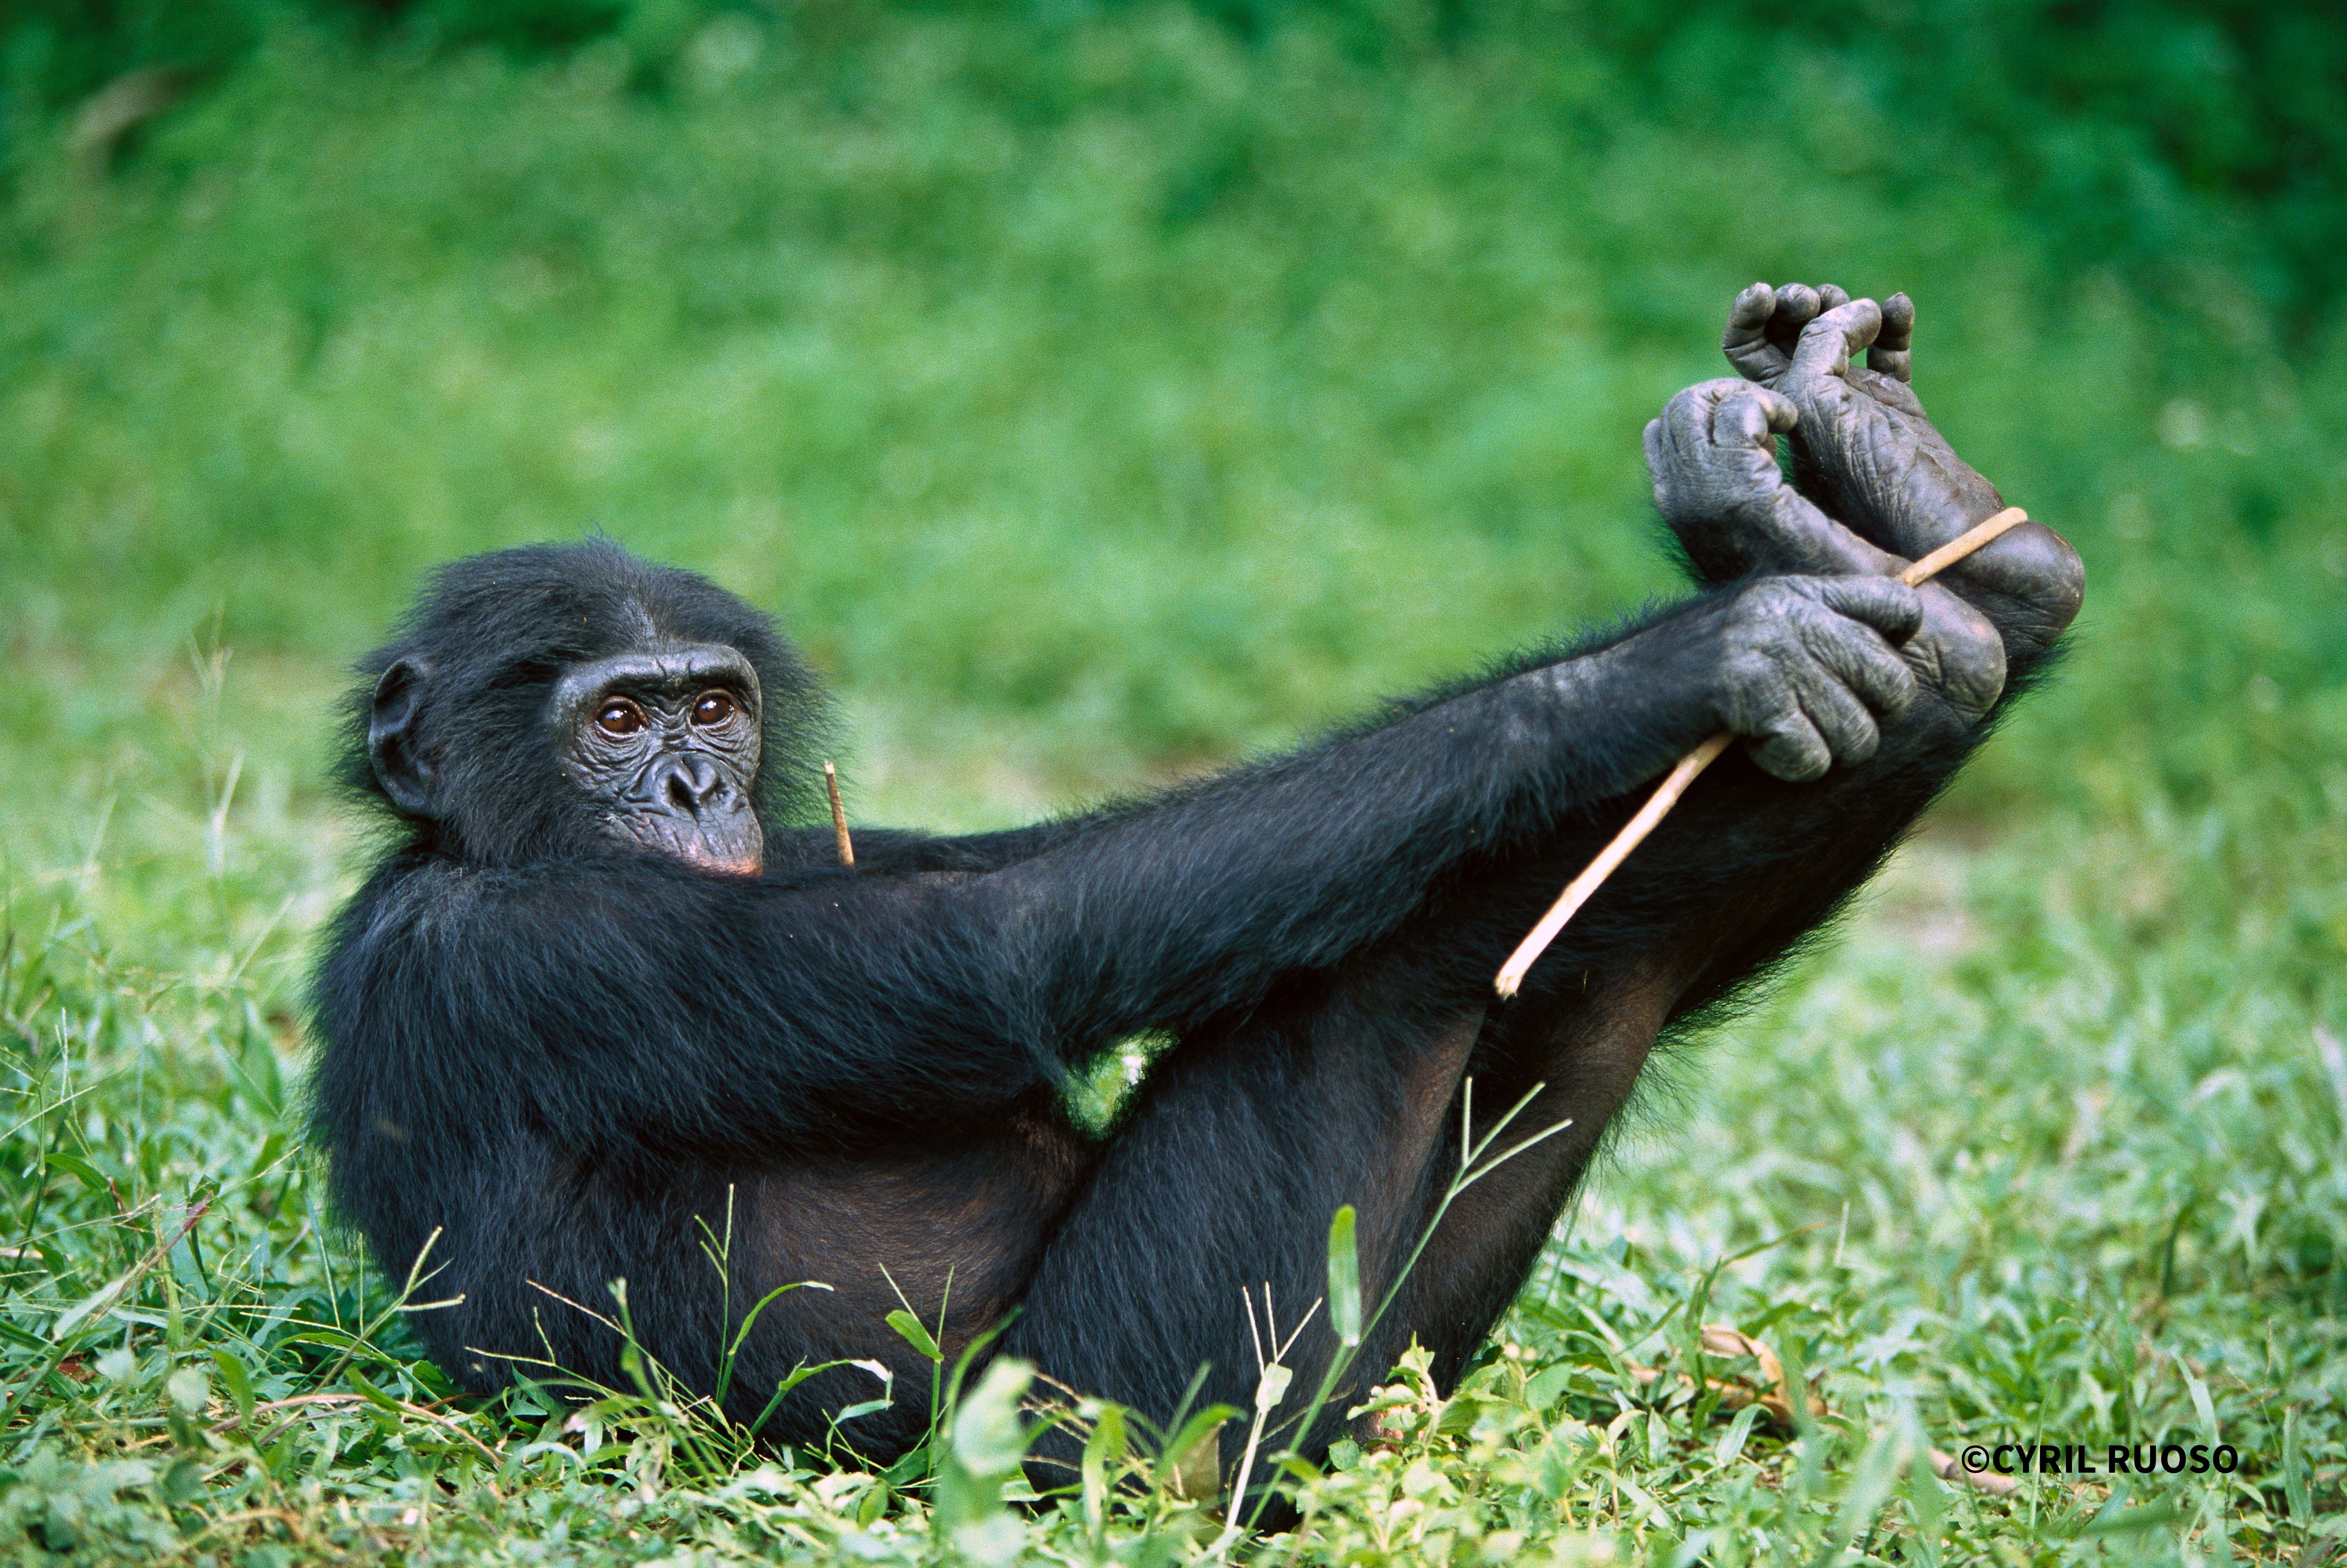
top-left (680, 840), bottom-right (764, 877)
top-left (618, 817), bottom-right (764, 877)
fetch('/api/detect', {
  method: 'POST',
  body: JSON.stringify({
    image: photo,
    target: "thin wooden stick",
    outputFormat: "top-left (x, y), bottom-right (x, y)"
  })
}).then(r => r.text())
top-left (1494, 506), bottom-right (2032, 998)
top-left (823, 761), bottom-right (855, 867)
top-left (1900, 506), bottom-right (2030, 586)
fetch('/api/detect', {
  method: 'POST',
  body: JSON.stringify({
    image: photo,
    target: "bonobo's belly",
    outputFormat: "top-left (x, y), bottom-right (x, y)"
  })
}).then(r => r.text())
top-left (739, 1101), bottom-right (1096, 1369)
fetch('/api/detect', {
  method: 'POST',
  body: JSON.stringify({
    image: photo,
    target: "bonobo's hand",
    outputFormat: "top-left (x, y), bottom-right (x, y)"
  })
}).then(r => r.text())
top-left (1673, 574), bottom-right (1921, 783)
top-left (1721, 283), bottom-right (2084, 655)
top-left (1643, 378), bottom-right (2007, 719)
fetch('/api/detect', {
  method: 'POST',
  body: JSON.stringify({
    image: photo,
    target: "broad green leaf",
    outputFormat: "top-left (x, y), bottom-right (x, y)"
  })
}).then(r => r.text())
top-left (1713, 1401), bottom-right (1760, 1469)
top-left (1327, 1204), bottom-right (1361, 1348)
top-left (44, 1152), bottom-right (108, 1193)
top-left (1081, 1402), bottom-right (1127, 1535)
top-left (950, 1359), bottom-right (1035, 1477)
top-left (212, 1348), bottom-right (255, 1428)
top-left (886, 1307), bottom-right (943, 1362)
top-left (345, 1367), bottom-right (402, 1415)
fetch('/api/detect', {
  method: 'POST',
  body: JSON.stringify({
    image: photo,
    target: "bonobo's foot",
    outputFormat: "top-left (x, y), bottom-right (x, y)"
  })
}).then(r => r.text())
top-left (1720, 283), bottom-right (2084, 657)
top-left (1644, 378), bottom-right (1852, 581)
top-left (1643, 378), bottom-right (2006, 719)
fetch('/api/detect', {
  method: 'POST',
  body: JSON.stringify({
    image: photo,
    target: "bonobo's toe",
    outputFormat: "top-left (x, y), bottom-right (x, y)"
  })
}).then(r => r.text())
top-left (1786, 298), bottom-right (1883, 385)
top-left (1765, 283), bottom-right (1824, 353)
top-left (1724, 283), bottom-right (1788, 382)
top-left (1867, 293), bottom-right (1915, 383)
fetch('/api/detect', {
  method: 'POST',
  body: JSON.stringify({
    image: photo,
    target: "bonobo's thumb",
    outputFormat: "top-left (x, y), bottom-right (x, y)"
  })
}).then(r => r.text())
top-left (1711, 384), bottom-right (1797, 449)
top-left (1788, 298), bottom-right (1883, 387)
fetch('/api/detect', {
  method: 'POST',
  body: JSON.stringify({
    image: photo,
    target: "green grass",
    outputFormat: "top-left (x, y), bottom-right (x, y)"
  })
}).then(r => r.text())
top-left (2, 5), bottom-right (2344, 1562)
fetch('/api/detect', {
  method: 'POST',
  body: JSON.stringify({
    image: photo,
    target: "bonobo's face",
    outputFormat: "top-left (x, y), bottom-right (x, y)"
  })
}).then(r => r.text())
top-left (553, 643), bottom-right (764, 874)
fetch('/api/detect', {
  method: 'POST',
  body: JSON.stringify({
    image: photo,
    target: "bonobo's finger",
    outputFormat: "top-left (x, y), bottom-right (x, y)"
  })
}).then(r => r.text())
top-left (1805, 573), bottom-right (1924, 645)
top-left (1764, 283), bottom-right (1823, 353)
top-left (1802, 605), bottom-right (1920, 720)
top-left (1708, 382), bottom-right (1795, 451)
top-left (1867, 292), bottom-right (1915, 383)
top-left (1816, 283), bottom-right (1850, 311)
top-left (1746, 710), bottom-right (1833, 783)
top-left (1786, 298), bottom-right (1883, 385)
top-left (1722, 281), bottom-right (1788, 382)
top-left (1788, 658), bottom-right (1884, 765)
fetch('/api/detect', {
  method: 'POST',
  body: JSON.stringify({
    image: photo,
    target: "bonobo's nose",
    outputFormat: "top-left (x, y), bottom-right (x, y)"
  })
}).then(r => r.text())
top-left (653, 754), bottom-right (727, 815)
top-left (628, 753), bottom-right (762, 875)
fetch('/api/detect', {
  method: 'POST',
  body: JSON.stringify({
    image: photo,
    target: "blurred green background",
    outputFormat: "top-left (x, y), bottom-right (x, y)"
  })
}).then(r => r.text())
top-left (1, 2), bottom-right (2343, 1559)
top-left (4, 0), bottom-right (2341, 819)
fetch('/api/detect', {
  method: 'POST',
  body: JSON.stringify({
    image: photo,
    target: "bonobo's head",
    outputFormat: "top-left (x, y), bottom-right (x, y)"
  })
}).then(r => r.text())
top-left (345, 542), bottom-right (830, 870)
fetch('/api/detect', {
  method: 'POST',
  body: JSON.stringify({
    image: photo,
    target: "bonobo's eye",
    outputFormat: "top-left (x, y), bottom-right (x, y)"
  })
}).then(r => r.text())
top-left (595, 698), bottom-right (647, 737)
top-left (690, 690), bottom-right (739, 728)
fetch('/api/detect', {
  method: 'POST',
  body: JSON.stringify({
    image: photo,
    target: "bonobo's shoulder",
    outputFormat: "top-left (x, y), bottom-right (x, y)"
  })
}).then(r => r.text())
top-left (335, 852), bottom-right (655, 946)
top-left (327, 854), bottom-right (487, 957)
top-left (755, 822), bottom-right (1064, 880)
top-left (330, 841), bottom-right (979, 964)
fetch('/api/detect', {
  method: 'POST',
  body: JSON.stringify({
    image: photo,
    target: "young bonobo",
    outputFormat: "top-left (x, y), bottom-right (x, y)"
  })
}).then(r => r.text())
top-left (311, 288), bottom-right (2081, 1484)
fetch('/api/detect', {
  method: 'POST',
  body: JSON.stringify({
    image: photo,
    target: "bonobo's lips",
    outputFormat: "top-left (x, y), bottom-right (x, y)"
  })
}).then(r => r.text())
top-left (622, 807), bottom-right (764, 876)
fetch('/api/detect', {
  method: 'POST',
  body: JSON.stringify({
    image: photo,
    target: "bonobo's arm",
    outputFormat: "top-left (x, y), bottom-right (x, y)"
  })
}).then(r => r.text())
top-left (345, 570), bottom-right (1926, 1160)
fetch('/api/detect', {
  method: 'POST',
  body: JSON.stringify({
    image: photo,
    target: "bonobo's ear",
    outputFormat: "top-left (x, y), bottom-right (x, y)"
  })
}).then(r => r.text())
top-left (367, 658), bottom-right (440, 818)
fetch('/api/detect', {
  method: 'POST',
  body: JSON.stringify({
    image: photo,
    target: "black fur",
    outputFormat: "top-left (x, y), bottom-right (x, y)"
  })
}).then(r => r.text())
top-left (309, 537), bottom-right (2057, 1476)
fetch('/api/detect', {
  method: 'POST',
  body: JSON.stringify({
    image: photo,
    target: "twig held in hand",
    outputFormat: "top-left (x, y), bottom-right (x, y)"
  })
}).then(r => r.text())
top-left (823, 762), bottom-right (854, 867)
top-left (1494, 507), bottom-right (2033, 998)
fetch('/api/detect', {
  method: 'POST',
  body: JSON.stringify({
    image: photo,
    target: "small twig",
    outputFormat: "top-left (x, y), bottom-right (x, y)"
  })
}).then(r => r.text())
top-left (1495, 507), bottom-right (2032, 997)
top-left (823, 762), bottom-right (855, 867)
top-left (1625, 1324), bottom-right (1821, 1427)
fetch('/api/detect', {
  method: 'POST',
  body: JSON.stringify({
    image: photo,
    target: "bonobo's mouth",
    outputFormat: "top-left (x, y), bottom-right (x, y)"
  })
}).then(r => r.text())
top-left (616, 803), bottom-right (764, 876)
top-left (676, 832), bottom-right (764, 877)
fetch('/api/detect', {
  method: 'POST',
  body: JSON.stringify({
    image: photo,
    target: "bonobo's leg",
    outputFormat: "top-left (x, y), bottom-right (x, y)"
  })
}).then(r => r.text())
top-left (1004, 327), bottom-right (2081, 1492)
top-left (1001, 935), bottom-right (1494, 1472)
top-left (1000, 579), bottom-right (1931, 1479)
top-left (1376, 299), bottom-right (2087, 1381)
top-left (1001, 893), bottom-right (1712, 1488)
